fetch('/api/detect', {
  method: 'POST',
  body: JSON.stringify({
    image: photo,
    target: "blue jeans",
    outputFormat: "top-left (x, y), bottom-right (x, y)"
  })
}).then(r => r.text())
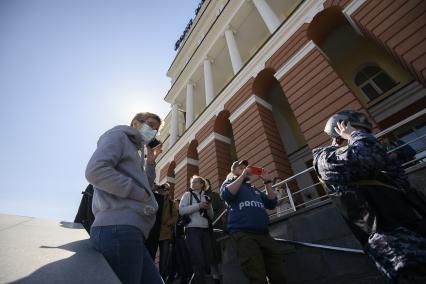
top-left (158, 240), bottom-right (170, 280)
top-left (90, 225), bottom-right (163, 284)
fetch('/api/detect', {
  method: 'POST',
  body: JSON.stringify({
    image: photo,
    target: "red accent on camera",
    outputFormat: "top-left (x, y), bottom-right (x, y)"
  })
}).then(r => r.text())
top-left (247, 166), bottom-right (263, 176)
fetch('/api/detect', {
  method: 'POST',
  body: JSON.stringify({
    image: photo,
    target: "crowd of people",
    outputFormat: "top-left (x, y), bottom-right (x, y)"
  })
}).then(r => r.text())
top-left (83, 111), bottom-right (426, 284)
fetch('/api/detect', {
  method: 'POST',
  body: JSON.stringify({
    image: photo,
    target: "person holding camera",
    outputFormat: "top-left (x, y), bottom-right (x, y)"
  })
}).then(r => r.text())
top-left (313, 110), bottom-right (426, 283)
top-left (155, 183), bottom-right (179, 282)
top-left (85, 112), bottom-right (163, 284)
top-left (220, 160), bottom-right (286, 284)
top-left (179, 175), bottom-right (214, 284)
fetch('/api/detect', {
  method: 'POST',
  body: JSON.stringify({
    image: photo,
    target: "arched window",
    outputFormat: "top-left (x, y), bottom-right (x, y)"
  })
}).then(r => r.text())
top-left (354, 65), bottom-right (397, 101)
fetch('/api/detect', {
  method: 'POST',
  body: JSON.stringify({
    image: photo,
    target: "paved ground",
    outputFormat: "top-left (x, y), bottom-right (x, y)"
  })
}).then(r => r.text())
top-left (0, 214), bottom-right (120, 283)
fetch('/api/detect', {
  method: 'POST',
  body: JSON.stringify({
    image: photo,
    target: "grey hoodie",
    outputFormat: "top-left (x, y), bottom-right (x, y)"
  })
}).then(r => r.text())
top-left (85, 125), bottom-right (158, 238)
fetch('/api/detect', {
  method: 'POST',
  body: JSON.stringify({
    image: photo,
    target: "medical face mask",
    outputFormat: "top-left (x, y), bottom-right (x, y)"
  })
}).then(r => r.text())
top-left (139, 124), bottom-right (157, 143)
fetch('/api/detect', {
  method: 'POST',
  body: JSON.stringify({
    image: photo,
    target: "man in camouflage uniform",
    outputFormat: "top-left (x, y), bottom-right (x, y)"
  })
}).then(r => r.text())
top-left (313, 110), bottom-right (426, 283)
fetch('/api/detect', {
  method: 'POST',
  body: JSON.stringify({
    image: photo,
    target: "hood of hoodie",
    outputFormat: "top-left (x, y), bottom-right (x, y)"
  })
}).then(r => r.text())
top-left (107, 125), bottom-right (143, 148)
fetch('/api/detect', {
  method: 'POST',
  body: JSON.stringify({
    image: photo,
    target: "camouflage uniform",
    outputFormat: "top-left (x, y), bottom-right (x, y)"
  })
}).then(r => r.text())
top-left (313, 130), bottom-right (426, 283)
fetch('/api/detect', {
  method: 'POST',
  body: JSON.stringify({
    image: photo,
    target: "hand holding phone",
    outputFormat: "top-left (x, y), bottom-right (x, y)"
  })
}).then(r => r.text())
top-left (146, 139), bottom-right (163, 164)
top-left (147, 138), bottom-right (162, 149)
top-left (247, 166), bottom-right (263, 176)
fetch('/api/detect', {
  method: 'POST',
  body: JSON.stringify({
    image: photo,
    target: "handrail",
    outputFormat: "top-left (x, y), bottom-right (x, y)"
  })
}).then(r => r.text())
top-left (375, 108), bottom-right (426, 137)
top-left (386, 133), bottom-right (426, 153)
top-left (212, 109), bottom-right (425, 226)
top-left (274, 238), bottom-right (365, 254)
top-left (212, 228), bottom-right (364, 254)
top-left (272, 108), bottom-right (426, 190)
top-left (272, 166), bottom-right (315, 189)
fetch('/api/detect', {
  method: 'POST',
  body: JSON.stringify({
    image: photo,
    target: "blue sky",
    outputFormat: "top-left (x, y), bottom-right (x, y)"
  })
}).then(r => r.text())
top-left (0, 0), bottom-right (199, 221)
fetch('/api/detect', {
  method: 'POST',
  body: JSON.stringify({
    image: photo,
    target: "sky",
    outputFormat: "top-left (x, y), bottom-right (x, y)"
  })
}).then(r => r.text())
top-left (0, 0), bottom-right (199, 221)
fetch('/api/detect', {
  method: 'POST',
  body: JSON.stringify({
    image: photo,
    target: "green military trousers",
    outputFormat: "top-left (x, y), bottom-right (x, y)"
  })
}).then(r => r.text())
top-left (231, 231), bottom-right (287, 284)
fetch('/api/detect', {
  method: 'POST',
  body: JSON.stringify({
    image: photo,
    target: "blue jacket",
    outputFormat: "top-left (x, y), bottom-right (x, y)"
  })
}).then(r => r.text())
top-left (220, 178), bottom-right (277, 234)
top-left (312, 130), bottom-right (410, 192)
top-left (313, 130), bottom-right (425, 281)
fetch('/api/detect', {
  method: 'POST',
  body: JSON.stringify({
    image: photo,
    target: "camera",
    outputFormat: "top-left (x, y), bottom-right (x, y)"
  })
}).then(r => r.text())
top-left (155, 182), bottom-right (170, 193)
top-left (199, 194), bottom-right (212, 218)
top-left (247, 166), bottom-right (263, 176)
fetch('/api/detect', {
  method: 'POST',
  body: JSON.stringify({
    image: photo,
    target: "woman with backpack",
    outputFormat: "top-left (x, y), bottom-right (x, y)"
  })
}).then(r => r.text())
top-left (179, 175), bottom-right (214, 284)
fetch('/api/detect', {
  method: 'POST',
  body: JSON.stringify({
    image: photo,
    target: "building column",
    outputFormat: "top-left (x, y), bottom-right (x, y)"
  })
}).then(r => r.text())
top-left (186, 83), bottom-right (194, 128)
top-left (227, 95), bottom-right (303, 204)
top-left (173, 144), bottom-right (199, 199)
top-left (170, 103), bottom-right (179, 145)
top-left (252, 0), bottom-right (280, 33)
top-left (197, 133), bottom-right (233, 192)
top-left (203, 58), bottom-right (215, 105)
top-left (174, 160), bottom-right (199, 199)
top-left (224, 29), bottom-right (243, 74)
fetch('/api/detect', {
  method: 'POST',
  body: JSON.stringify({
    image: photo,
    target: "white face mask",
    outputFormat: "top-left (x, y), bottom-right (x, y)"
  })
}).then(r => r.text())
top-left (139, 124), bottom-right (157, 143)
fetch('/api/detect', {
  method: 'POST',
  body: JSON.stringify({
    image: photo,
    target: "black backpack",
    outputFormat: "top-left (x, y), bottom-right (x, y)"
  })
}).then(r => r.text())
top-left (74, 184), bottom-right (95, 233)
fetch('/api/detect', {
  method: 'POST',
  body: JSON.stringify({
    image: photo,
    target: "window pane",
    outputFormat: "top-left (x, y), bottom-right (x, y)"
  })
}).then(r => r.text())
top-left (373, 72), bottom-right (396, 93)
top-left (355, 72), bottom-right (368, 85)
top-left (361, 84), bottom-right (381, 100)
top-left (397, 131), bottom-right (424, 151)
top-left (363, 65), bottom-right (381, 77)
top-left (416, 122), bottom-right (426, 135)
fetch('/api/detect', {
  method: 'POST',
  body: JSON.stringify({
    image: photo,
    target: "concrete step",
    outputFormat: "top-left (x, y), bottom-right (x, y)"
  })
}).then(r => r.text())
top-left (0, 214), bottom-right (120, 284)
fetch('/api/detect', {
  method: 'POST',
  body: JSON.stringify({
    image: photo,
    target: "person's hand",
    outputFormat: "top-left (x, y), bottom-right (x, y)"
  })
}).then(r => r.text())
top-left (334, 121), bottom-right (356, 140)
top-left (199, 202), bottom-right (210, 209)
top-left (241, 166), bottom-right (250, 178)
top-left (260, 169), bottom-right (272, 182)
top-left (146, 144), bottom-right (163, 164)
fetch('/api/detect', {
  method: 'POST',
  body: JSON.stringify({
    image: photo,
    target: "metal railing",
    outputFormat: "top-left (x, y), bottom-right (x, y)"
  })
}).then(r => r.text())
top-left (213, 228), bottom-right (365, 254)
top-left (211, 109), bottom-right (425, 256)
top-left (213, 108), bottom-right (426, 225)
top-left (268, 108), bottom-right (426, 219)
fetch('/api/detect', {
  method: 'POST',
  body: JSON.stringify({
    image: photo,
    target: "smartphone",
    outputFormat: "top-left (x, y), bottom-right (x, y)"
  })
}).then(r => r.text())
top-left (147, 138), bottom-right (161, 149)
top-left (247, 166), bottom-right (263, 176)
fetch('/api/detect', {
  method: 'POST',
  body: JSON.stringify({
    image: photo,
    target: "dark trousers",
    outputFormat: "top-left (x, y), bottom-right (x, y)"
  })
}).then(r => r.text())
top-left (159, 239), bottom-right (171, 280)
top-left (175, 237), bottom-right (193, 284)
top-left (231, 231), bottom-right (286, 284)
top-left (90, 225), bottom-right (163, 284)
top-left (185, 227), bottom-right (213, 284)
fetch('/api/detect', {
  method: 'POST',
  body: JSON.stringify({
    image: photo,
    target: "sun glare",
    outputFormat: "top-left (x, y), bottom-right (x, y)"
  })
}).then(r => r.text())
top-left (114, 93), bottom-right (169, 125)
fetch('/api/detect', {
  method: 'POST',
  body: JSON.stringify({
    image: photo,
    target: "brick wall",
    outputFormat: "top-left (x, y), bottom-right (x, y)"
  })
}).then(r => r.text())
top-left (159, 163), bottom-right (169, 182)
top-left (174, 164), bottom-right (199, 199)
top-left (266, 23), bottom-right (310, 70)
top-left (198, 139), bottom-right (233, 192)
top-left (230, 102), bottom-right (303, 202)
top-left (352, 0), bottom-right (426, 85)
top-left (195, 116), bottom-right (216, 142)
top-left (324, 0), bottom-right (351, 9)
top-left (224, 78), bottom-right (255, 113)
top-left (174, 144), bottom-right (189, 166)
top-left (278, 48), bottom-right (365, 149)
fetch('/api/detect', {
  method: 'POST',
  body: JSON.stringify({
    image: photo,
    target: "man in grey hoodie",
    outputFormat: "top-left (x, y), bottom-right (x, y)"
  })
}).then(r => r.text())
top-left (86, 112), bottom-right (163, 284)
